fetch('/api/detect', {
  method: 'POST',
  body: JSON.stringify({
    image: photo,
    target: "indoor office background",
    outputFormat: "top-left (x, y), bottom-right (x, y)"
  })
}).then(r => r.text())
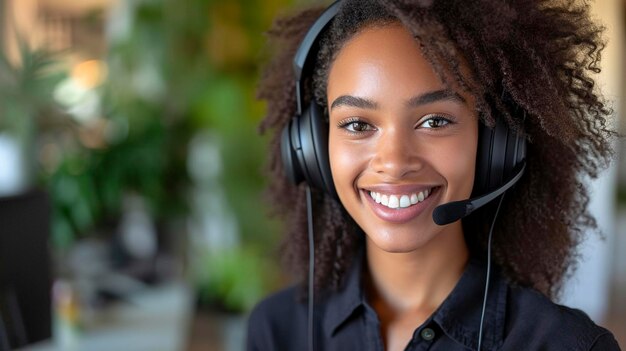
top-left (0, 0), bottom-right (623, 350)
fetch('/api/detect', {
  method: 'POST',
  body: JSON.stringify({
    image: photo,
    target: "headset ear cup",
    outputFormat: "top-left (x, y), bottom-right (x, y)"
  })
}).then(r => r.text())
top-left (474, 121), bottom-right (493, 197)
top-left (281, 118), bottom-right (304, 185)
top-left (490, 118), bottom-right (509, 189)
top-left (299, 103), bottom-right (337, 197)
top-left (310, 103), bottom-right (337, 197)
top-left (503, 124), bottom-right (527, 180)
top-left (473, 118), bottom-right (527, 197)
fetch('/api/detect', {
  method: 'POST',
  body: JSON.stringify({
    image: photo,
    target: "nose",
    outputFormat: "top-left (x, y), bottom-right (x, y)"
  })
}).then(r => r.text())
top-left (370, 128), bottom-right (423, 179)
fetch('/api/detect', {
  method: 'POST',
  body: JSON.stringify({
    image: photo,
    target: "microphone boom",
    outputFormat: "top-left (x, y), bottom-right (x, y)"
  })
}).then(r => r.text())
top-left (432, 161), bottom-right (526, 226)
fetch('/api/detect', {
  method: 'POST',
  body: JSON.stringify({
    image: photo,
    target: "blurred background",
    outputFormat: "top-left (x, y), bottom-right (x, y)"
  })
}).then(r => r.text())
top-left (0, 0), bottom-right (623, 350)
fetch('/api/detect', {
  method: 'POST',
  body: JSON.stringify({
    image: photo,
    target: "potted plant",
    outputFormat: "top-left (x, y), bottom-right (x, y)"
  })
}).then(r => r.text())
top-left (0, 39), bottom-right (68, 196)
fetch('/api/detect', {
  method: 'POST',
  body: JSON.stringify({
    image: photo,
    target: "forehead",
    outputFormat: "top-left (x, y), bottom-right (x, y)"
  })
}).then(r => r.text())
top-left (325, 22), bottom-right (475, 107)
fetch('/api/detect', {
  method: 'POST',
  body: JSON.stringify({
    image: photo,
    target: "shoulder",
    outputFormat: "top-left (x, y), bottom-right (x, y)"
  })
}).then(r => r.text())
top-left (503, 284), bottom-right (620, 351)
top-left (248, 284), bottom-right (304, 322)
top-left (246, 285), bottom-right (308, 351)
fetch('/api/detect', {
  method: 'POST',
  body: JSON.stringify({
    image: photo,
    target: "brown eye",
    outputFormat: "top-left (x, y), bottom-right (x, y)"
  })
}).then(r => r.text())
top-left (338, 118), bottom-right (375, 134)
top-left (420, 116), bottom-right (451, 129)
top-left (428, 119), bottom-right (444, 128)
top-left (347, 121), bottom-right (371, 132)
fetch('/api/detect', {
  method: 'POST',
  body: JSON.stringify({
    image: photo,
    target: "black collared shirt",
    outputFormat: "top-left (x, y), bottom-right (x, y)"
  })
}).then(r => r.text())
top-left (246, 256), bottom-right (620, 350)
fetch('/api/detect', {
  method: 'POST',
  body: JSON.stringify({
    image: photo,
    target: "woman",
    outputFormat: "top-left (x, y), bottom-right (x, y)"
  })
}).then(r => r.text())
top-left (247, 0), bottom-right (620, 350)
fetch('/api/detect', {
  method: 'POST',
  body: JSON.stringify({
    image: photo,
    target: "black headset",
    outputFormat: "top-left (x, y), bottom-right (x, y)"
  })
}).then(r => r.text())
top-left (280, 0), bottom-right (527, 222)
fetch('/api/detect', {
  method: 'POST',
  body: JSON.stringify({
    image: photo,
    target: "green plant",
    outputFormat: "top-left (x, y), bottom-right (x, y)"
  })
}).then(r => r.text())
top-left (0, 38), bottom-right (69, 183)
top-left (195, 247), bottom-right (280, 313)
top-left (0, 38), bottom-right (96, 251)
top-left (0, 0), bottom-right (296, 312)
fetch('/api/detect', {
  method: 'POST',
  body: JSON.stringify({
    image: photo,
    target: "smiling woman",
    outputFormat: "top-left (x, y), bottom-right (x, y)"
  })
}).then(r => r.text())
top-left (248, 0), bottom-right (620, 351)
top-left (327, 23), bottom-right (478, 257)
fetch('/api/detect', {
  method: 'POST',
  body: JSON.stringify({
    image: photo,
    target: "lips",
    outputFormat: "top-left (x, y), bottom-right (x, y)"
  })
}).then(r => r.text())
top-left (361, 186), bottom-right (440, 223)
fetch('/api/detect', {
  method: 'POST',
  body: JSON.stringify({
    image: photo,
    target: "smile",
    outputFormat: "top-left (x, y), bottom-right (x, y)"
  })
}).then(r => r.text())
top-left (368, 188), bottom-right (433, 209)
top-left (361, 186), bottom-right (441, 224)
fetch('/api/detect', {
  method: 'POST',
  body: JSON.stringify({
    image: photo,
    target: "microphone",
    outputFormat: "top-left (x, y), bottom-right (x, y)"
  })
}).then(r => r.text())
top-left (432, 161), bottom-right (526, 226)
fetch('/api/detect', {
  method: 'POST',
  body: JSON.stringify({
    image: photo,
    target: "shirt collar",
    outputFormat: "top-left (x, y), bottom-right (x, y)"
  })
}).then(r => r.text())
top-left (323, 252), bottom-right (507, 350)
top-left (432, 258), bottom-right (507, 350)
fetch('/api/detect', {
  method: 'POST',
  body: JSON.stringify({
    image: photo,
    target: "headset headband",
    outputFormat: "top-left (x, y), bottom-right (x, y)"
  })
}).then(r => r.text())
top-left (293, 1), bottom-right (341, 115)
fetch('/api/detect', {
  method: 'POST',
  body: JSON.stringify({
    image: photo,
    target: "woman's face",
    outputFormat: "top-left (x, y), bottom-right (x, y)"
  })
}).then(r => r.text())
top-left (327, 23), bottom-right (478, 253)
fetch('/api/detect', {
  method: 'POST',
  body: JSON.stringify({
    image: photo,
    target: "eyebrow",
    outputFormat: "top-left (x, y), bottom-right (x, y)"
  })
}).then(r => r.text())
top-left (330, 95), bottom-right (378, 111)
top-left (330, 89), bottom-right (466, 111)
top-left (405, 89), bottom-right (466, 107)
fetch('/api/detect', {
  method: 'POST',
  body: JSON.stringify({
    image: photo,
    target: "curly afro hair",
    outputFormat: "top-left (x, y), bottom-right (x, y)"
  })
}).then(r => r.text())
top-left (258, 0), bottom-right (615, 300)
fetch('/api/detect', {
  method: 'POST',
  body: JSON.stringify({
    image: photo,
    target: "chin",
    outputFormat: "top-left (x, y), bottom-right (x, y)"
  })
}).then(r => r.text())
top-left (366, 227), bottom-right (438, 253)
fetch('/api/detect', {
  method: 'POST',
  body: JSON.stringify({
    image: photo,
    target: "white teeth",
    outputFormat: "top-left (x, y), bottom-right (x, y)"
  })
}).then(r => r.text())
top-left (381, 194), bottom-right (389, 206)
top-left (388, 195), bottom-right (399, 208)
top-left (400, 195), bottom-right (411, 208)
top-left (367, 187), bottom-right (436, 210)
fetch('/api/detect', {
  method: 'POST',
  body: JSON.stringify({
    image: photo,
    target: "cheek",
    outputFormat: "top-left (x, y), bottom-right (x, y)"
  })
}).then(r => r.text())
top-left (329, 138), bottom-right (359, 187)
top-left (328, 135), bottom-right (372, 208)
top-left (435, 131), bottom-right (478, 196)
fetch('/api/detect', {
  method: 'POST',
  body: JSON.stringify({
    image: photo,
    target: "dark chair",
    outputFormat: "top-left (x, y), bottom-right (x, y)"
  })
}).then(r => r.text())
top-left (0, 190), bottom-right (52, 350)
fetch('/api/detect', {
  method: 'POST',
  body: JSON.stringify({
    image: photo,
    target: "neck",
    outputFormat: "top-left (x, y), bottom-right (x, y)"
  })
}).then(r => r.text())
top-left (364, 223), bottom-right (469, 315)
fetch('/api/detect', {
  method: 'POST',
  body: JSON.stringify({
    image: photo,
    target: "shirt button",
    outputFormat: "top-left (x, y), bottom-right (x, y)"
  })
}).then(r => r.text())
top-left (420, 327), bottom-right (435, 341)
